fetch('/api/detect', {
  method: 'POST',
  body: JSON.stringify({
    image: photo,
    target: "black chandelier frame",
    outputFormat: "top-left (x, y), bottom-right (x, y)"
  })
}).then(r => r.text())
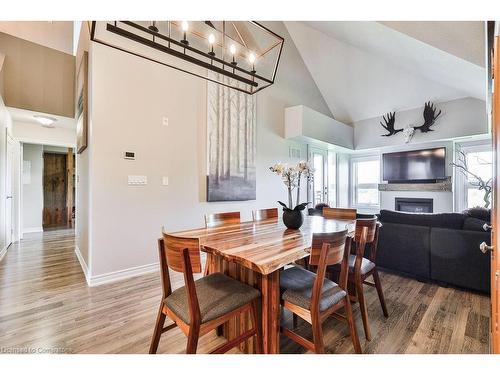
top-left (90, 21), bottom-right (284, 95)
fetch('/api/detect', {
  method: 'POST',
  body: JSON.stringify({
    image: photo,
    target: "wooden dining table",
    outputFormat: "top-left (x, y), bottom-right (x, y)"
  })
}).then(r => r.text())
top-left (171, 215), bottom-right (355, 354)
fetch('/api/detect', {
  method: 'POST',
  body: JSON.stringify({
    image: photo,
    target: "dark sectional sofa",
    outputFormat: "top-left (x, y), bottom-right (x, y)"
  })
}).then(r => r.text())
top-left (376, 209), bottom-right (491, 294)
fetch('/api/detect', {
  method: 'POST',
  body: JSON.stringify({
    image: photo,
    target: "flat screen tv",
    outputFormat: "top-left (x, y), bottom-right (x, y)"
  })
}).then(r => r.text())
top-left (382, 147), bottom-right (446, 182)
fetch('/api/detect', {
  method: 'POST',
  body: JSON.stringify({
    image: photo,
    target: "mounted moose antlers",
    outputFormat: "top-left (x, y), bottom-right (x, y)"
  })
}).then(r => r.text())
top-left (379, 101), bottom-right (442, 140)
top-left (413, 101), bottom-right (442, 133)
top-left (380, 112), bottom-right (403, 136)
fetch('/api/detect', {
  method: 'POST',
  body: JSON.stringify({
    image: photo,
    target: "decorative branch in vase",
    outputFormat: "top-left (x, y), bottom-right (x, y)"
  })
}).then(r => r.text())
top-left (450, 150), bottom-right (492, 209)
top-left (269, 161), bottom-right (314, 229)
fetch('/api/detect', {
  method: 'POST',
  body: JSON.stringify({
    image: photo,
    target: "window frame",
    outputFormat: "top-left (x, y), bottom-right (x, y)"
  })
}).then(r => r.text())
top-left (327, 150), bottom-right (337, 208)
top-left (454, 141), bottom-right (492, 212)
top-left (350, 154), bottom-right (381, 210)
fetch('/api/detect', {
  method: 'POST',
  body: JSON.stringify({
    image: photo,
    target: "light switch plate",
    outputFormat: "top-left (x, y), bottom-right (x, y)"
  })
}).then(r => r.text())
top-left (162, 117), bottom-right (169, 127)
top-left (162, 176), bottom-right (169, 186)
top-left (128, 175), bottom-right (147, 185)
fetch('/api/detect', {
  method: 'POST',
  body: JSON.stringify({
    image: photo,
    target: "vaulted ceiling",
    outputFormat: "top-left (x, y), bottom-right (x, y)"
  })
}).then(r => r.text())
top-left (284, 21), bottom-right (486, 124)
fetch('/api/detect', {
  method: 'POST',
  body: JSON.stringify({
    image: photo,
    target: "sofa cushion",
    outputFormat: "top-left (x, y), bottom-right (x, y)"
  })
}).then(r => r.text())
top-left (308, 208), bottom-right (323, 216)
top-left (463, 217), bottom-right (490, 232)
top-left (463, 206), bottom-right (491, 222)
top-left (379, 210), bottom-right (464, 229)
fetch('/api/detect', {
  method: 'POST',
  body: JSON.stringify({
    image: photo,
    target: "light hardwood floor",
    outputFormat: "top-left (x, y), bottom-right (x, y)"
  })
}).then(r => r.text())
top-left (0, 229), bottom-right (490, 354)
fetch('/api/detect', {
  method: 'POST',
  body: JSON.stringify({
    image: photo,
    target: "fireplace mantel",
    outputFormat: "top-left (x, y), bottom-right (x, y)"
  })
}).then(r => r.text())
top-left (378, 177), bottom-right (452, 192)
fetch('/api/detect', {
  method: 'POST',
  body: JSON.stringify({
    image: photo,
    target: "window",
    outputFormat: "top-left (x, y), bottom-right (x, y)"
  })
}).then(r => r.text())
top-left (454, 142), bottom-right (493, 212)
top-left (351, 156), bottom-right (380, 208)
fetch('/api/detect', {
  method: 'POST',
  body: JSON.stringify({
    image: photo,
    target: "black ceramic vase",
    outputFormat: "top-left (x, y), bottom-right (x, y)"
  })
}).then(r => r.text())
top-left (282, 208), bottom-right (304, 230)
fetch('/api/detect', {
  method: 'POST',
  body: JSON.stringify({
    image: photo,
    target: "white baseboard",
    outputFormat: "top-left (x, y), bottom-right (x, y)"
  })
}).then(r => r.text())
top-left (88, 262), bottom-right (159, 287)
top-left (0, 245), bottom-right (8, 262)
top-left (23, 227), bottom-right (43, 234)
top-left (74, 246), bottom-right (90, 285)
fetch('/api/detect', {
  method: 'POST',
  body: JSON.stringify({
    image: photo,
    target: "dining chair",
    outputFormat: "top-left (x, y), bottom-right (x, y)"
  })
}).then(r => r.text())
top-left (149, 232), bottom-right (263, 354)
top-left (279, 230), bottom-right (362, 354)
top-left (327, 218), bottom-right (388, 341)
top-left (252, 208), bottom-right (279, 222)
top-left (323, 207), bottom-right (357, 220)
top-left (203, 211), bottom-right (241, 275)
top-left (205, 211), bottom-right (241, 228)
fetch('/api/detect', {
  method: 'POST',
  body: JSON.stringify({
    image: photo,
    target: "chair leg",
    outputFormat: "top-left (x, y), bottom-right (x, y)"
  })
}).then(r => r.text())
top-left (204, 254), bottom-right (212, 276)
top-left (355, 275), bottom-right (372, 341)
top-left (311, 315), bottom-right (325, 354)
top-left (372, 269), bottom-right (388, 318)
top-left (186, 325), bottom-right (200, 354)
top-left (149, 302), bottom-right (166, 354)
top-left (345, 298), bottom-right (362, 353)
top-left (250, 300), bottom-right (263, 354)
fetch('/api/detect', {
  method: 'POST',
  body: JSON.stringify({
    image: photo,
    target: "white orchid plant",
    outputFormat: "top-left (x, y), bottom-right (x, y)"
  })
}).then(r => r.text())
top-left (269, 161), bottom-right (314, 212)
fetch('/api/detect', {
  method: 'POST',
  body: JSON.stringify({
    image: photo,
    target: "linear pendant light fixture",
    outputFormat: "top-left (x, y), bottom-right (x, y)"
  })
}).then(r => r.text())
top-left (90, 21), bottom-right (284, 95)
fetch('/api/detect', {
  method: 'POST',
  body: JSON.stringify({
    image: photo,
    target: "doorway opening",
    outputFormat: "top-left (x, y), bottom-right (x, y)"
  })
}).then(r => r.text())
top-left (22, 143), bottom-right (75, 235)
top-left (43, 149), bottom-right (75, 231)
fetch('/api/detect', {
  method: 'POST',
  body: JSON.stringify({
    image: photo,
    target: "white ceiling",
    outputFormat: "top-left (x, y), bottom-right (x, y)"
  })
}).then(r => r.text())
top-left (379, 21), bottom-right (485, 67)
top-left (7, 106), bottom-right (76, 129)
top-left (285, 21), bottom-right (486, 124)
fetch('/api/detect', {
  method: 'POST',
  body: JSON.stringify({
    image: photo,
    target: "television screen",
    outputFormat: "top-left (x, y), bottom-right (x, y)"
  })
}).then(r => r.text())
top-left (382, 147), bottom-right (446, 182)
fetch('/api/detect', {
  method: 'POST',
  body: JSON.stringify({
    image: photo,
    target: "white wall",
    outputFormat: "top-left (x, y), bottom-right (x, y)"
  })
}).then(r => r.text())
top-left (285, 105), bottom-right (354, 149)
top-left (12, 121), bottom-right (76, 148)
top-left (75, 21), bottom-right (91, 276)
top-left (22, 144), bottom-right (43, 232)
top-left (0, 94), bottom-right (13, 253)
top-left (354, 97), bottom-right (487, 150)
top-left (80, 21), bottom-right (331, 279)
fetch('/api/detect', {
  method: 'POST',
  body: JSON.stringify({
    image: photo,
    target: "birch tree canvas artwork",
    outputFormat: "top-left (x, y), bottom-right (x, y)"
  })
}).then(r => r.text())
top-left (207, 74), bottom-right (256, 201)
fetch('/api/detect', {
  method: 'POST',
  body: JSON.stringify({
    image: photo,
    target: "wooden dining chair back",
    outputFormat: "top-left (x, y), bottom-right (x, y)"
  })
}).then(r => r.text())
top-left (309, 231), bottom-right (352, 315)
top-left (323, 207), bottom-right (357, 220)
top-left (150, 232), bottom-right (263, 354)
top-left (309, 231), bottom-right (348, 268)
top-left (279, 229), bottom-right (362, 354)
top-left (162, 233), bottom-right (202, 274)
top-left (203, 211), bottom-right (241, 275)
top-left (205, 211), bottom-right (241, 228)
top-left (354, 218), bottom-right (377, 246)
top-left (252, 208), bottom-right (279, 222)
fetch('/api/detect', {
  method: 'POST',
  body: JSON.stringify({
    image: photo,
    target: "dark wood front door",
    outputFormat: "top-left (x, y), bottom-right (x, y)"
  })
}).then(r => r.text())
top-left (43, 152), bottom-right (67, 228)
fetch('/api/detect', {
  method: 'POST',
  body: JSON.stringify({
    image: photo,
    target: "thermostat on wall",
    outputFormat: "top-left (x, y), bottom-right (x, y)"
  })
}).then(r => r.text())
top-left (124, 151), bottom-right (135, 160)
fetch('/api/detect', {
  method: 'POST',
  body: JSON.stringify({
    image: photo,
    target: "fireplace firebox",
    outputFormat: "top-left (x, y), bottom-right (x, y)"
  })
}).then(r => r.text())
top-left (395, 198), bottom-right (433, 213)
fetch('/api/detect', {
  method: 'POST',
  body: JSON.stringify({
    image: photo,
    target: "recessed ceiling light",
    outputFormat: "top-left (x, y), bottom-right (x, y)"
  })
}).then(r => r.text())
top-left (34, 115), bottom-right (57, 128)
